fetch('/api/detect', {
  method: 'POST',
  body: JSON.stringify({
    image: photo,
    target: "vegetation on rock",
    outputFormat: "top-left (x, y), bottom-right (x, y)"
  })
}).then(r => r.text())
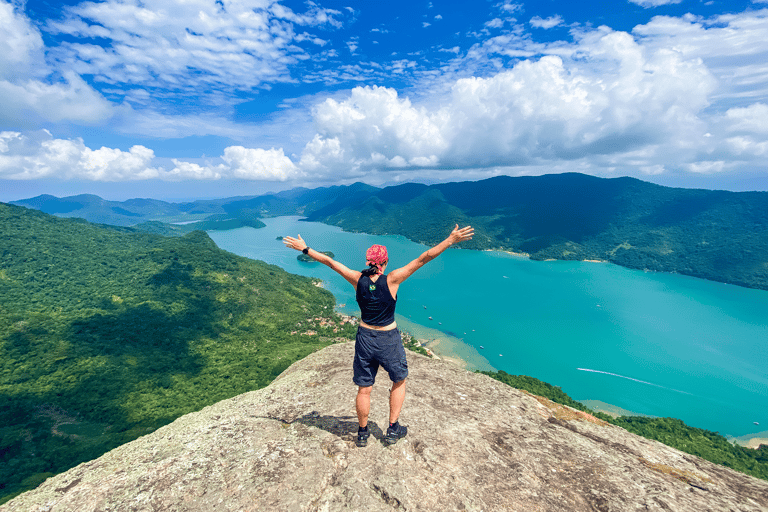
top-left (480, 370), bottom-right (768, 481)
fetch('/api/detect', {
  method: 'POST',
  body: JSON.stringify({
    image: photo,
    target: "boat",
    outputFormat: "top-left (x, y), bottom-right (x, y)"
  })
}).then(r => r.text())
top-left (499, 354), bottom-right (503, 357)
top-left (755, 421), bottom-right (760, 426)
top-left (479, 346), bottom-right (484, 349)
top-left (438, 322), bottom-right (442, 325)
top-left (428, 316), bottom-right (433, 320)
top-left (423, 305), bottom-right (427, 309)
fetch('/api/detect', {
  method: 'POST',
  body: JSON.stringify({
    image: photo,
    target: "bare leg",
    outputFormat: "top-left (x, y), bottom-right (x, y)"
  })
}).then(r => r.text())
top-left (389, 378), bottom-right (406, 424)
top-left (356, 386), bottom-right (372, 427)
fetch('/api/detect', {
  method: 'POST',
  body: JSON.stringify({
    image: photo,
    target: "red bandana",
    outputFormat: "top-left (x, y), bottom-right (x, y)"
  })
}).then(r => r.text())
top-left (365, 245), bottom-right (388, 274)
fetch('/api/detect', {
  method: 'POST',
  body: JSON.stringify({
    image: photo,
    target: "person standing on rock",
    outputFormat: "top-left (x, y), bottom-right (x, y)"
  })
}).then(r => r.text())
top-left (283, 224), bottom-right (474, 447)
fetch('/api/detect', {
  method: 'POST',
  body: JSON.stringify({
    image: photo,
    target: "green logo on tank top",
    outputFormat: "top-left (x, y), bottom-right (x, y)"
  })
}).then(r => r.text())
top-left (369, 284), bottom-right (376, 291)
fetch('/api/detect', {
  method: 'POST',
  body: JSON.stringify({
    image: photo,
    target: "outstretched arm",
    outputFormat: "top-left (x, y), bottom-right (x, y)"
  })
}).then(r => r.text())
top-left (283, 234), bottom-right (361, 288)
top-left (388, 224), bottom-right (473, 288)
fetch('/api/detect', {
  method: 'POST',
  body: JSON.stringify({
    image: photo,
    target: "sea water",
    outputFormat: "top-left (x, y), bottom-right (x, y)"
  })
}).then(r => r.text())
top-left (209, 216), bottom-right (768, 438)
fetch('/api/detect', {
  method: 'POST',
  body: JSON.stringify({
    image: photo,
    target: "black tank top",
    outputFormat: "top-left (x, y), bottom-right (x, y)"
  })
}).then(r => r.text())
top-left (356, 274), bottom-right (397, 326)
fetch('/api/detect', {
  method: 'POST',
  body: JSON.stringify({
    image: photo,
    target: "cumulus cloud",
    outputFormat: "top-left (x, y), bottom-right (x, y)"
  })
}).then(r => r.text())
top-left (300, 86), bottom-right (447, 175)
top-left (0, 131), bottom-right (159, 180)
top-left (0, 130), bottom-right (301, 182)
top-left (530, 15), bottom-right (563, 29)
top-left (297, 25), bottom-right (718, 178)
top-left (221, 146), bottom-right (300, 180)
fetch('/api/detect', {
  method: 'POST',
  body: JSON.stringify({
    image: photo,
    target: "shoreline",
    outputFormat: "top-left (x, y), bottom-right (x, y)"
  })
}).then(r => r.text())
top-left (336, 307), bottom-right (768, 449)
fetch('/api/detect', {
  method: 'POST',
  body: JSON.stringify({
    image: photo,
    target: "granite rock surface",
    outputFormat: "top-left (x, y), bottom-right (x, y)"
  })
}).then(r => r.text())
top-left (4, 342), bottom-right (768, 511)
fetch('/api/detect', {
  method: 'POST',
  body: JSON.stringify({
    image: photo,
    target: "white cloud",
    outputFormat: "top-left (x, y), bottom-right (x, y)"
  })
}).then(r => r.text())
top-left (423, 22), bottom-right (431, 28)
top-left (0, 131), bottom-right (159, 180)
top-left (296, 25), bottom-right (718, 179)
top-left (0, 72), bottom-right (113, 125)
top-left (725, 103), bottom-right (768, 133)
top-left (499, 2), bottom-right (522, 13)
top-left (0, 2), bottom-right (113, 126)
top-left (347, 37), bottom-right (359, 53)
top-left (685, 160), bottom-right (726, 173)
top-left (300, 86), bottom-right (446, 175)
top-left (435, 14), bottom-right (443, 20)
top-left (631, 10), bottom-right (768, 105)
top-left (170, 147), bottom-right (301, 181)
top-left (0, 130), bottom-right (301, 182)
top-left (169, 159), bottom-right (225, 180)
top-left (485, 18), bottom-right (504, 29)
top-left (628, 0), bottom-right (683, 7)
top-left (222, 146), bottom-right (300, 180)
top-left (47, 0), bottom-right (345, 96)
top-left (530, 15), bottom-right (563, 29)
top-left (0, 1), bottom-right (45, 78)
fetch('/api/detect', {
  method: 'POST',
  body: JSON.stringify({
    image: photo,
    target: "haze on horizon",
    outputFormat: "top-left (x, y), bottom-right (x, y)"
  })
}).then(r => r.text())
top-left (2, 0), bottom-right (768, 202)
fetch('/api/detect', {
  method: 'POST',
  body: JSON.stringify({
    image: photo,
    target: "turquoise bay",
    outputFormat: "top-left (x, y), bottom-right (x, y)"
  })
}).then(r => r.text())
top-left (209, 217), bottom-right (768, 438)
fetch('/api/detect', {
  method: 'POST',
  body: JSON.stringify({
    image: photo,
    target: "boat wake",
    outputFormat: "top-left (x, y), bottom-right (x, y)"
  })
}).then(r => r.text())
top-left (576, 368), bottom-right (694, 395)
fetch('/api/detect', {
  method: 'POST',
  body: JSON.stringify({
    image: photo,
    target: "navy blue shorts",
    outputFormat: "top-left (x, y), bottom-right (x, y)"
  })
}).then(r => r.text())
top-left (353, 326), bottom-right (409, 387)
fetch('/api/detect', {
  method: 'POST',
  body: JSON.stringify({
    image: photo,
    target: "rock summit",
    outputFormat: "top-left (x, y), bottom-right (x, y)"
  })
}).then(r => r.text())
top-left (4, 342), bottom-right (767, 511)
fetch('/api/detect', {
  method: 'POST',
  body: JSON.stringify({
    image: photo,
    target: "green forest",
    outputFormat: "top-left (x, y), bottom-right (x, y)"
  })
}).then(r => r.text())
top-left (480, 370), bottom-right (768, 482)
top-left (0, 203), bottom-right (356, 504)
top-left (304, 174), bottom-right (768, 291)
top-left (3, 195), bottom-right (767, 504)
top-left (15, 174), bottom-right (768, 291)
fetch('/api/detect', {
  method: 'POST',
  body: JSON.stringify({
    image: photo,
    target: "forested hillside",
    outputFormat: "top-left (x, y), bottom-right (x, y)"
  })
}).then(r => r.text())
top-left (0, 203), bottom-right (355, 504)
top-left (303, 174), bottom-right (768, 291)
top-left (14, 174), bottom-right (768, 289)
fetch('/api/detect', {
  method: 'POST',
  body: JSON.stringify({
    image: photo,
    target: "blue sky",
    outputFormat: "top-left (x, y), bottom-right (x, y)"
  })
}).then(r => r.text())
top-left (2, 0), bottom-right (768, 201)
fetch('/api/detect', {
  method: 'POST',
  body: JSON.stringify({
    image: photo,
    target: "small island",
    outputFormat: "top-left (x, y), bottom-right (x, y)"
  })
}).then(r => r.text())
top-left (298, 250), bottom-right (334, 262)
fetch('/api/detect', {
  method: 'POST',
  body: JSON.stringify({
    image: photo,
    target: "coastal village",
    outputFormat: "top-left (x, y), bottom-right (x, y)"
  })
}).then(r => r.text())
top-left (290, 312), bottom-right (437, 358)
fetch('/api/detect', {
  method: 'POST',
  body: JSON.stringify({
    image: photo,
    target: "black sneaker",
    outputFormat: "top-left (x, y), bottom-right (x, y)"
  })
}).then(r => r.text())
top-left (384, 422), bottom-right (407, 446)
top-left (356, 428), bottom-right (370, 447)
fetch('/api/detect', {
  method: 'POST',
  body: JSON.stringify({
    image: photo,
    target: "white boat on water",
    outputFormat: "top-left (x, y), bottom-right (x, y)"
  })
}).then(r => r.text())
top-left (755, 421), bottom-right (760, 426)
top-left (479, 346), bottom-right (484, 349)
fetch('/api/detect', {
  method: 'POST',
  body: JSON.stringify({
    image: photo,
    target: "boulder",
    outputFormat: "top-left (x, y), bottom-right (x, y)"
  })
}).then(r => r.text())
top-left (4, 342), bottom-right (767, 511)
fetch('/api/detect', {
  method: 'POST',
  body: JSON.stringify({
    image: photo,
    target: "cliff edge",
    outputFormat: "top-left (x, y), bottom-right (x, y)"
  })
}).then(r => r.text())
top-left (4, 342), bottom-right (767, 511)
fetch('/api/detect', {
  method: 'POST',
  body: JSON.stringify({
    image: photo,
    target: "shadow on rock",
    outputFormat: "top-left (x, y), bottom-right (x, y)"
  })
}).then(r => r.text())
top-left (293, 411), bottom-right (386, 443)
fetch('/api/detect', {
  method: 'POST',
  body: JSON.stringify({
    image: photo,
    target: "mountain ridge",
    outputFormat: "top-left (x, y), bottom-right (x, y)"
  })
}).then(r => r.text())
top-left (12, 173), bottom-right (768, 290)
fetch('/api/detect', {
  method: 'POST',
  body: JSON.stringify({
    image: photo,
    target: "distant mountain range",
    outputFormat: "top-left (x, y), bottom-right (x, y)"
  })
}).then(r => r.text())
top-left (11, 173), bottom-right (768, 290)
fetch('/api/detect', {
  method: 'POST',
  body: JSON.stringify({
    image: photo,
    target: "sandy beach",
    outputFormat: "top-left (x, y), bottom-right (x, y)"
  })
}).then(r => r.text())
top-left (729, 430), bottom-right (768, 450)
top-left (395, 314), bottom-right (495, 372)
